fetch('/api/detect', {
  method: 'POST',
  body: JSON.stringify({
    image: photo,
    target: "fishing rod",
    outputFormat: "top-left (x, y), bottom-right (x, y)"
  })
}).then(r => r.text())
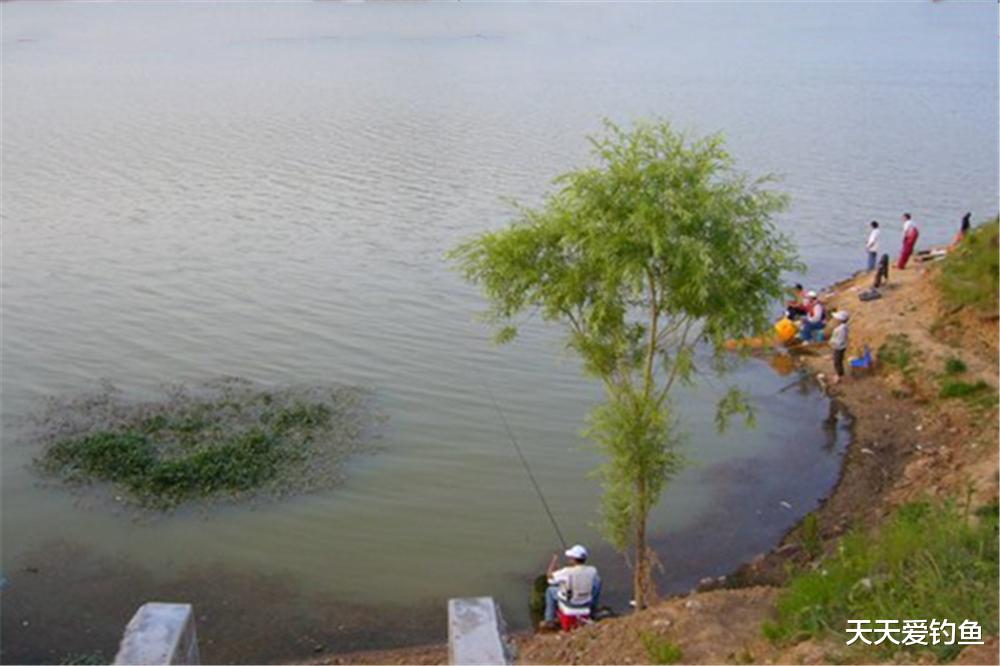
top-left (478, 376), bottom-right (569, 551)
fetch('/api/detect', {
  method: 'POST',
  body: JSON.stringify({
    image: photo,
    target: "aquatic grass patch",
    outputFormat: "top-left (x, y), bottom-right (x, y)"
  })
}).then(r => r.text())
top-left (763, 500), bottom-right (999, 662)
top-left (32, 379), bottom-right (377, 508)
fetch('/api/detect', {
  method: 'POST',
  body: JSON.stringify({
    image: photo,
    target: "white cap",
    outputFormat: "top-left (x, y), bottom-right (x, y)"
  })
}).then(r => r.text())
top-left (806, 290), bottom-right (818, 298)
top-left (565, 544), bottom-right (589, 561)
top-left (835, 311), bottom-right (849, 321)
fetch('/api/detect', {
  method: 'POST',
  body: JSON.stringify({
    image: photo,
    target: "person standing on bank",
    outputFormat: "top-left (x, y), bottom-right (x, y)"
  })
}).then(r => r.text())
top-left (950, 212), bottom-right (972, 249)
top-left (866, 221), bottom-right (880, 271)
top-left (897, 213), bottom-right (919, 269)
top-left (830, 311), bottom-right (849, 385)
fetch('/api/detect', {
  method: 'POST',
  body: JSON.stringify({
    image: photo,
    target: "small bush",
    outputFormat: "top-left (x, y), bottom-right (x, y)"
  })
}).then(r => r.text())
top-left (937, 218), bottom-right (999, 315)
top-left (529, 574), bottom-right (548, 625)
top-left (764, 500), bottom-right (999, 662)
top-left (640, 632), bottom-right (683, 665)
top-left (944, 357), bottom-right (968, 375)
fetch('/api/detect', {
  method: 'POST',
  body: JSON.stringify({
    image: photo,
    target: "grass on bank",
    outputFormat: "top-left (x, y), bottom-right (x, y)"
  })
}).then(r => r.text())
top-left (640, 632), bottom-right (684, 665)
top-left (34, 380), bottom-right (373, 508)
top-left (943, 357), bottom-right (967, 375)
top-left (877, 334), bottom-right (921, 381)
top-left (764, 500), bottom-right (999, 662)
top-left (937, 218), bottom-right (999, 315)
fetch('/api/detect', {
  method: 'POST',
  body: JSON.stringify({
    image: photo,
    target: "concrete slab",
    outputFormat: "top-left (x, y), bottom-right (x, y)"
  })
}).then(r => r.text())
top-left (447, 597), bottom-right (512, 665)
top-left (114, 602), bottom-right (199, 665)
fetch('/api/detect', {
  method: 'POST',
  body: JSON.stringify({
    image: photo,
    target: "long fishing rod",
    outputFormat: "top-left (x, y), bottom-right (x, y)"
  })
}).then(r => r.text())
top-left (478, 376), bottom-right (569, 551)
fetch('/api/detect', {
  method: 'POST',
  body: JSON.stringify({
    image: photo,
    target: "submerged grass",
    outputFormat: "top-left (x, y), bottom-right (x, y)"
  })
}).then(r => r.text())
top-left (763, 500), bottom-right (999, 662)
top-left (33, 378), bottom-right (376, 508)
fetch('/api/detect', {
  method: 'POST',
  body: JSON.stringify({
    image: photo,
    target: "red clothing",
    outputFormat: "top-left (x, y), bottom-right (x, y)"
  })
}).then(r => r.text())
top-left (897, 226), bottom-right (919, 269)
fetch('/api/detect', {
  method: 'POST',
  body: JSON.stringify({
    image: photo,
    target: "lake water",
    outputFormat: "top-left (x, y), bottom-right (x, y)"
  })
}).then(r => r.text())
top-left (1, 2), bottom-right (997, 663)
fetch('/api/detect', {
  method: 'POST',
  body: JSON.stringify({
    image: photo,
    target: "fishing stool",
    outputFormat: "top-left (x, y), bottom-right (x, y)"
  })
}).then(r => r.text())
top-left (556, 602), bottom-right (591, 631)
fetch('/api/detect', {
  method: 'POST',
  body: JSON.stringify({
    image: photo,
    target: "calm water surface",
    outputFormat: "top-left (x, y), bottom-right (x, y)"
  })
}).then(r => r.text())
top-left (2, 2), bottom-right (997, 663)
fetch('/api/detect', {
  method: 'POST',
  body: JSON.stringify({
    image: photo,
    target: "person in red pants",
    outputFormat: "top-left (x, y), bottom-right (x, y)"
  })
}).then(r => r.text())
top-left (897, 212), bottom-right (919, 269)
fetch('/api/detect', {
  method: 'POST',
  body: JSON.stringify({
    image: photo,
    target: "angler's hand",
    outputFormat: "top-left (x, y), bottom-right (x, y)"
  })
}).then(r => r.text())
top-left (546, 552), bottom-right (559, 575)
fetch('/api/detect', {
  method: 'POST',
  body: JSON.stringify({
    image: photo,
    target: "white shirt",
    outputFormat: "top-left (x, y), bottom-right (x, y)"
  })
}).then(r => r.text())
top-left (866, 228), bottom-right (880, 252)
top-left (549, 564), bottom-right (598, 605)
top-left (807, 301), bottom-right (825, 324)
top-left (903, 219), bottom-right (915, 234)
top-left (830, 322), bottom-right (849, 350)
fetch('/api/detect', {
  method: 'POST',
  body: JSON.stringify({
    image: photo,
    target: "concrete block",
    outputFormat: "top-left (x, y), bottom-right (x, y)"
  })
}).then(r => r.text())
top-left (114, 602), bottom-right (199, 665)
top-left (448, 596), bottom-right (512, 665)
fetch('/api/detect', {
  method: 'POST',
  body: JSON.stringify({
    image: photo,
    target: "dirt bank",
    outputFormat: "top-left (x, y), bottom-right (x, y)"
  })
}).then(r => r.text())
top-left (309, 252), bottom-right (998, 666)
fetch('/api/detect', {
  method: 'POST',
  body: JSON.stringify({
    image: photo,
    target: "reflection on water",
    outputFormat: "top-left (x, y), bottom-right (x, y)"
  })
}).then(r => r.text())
top-left (1, 1), bottom-right (996, 662)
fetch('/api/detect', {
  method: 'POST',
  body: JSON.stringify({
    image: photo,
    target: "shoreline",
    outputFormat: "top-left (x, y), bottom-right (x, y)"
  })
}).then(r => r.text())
top-left (309, 253), bottom-right (998, 665)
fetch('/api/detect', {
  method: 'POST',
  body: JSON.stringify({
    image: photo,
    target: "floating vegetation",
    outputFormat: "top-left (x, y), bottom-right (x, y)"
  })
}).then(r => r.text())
top-left (30, 378), bottom-right (379, 509)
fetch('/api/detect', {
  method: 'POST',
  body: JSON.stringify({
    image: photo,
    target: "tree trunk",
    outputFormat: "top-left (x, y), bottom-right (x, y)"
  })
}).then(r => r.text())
top-left (633, 482), bottom-right (647, 611)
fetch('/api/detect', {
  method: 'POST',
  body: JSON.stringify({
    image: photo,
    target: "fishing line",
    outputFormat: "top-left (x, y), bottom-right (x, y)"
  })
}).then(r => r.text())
top-left (477, 373), bottom-right (569, 551)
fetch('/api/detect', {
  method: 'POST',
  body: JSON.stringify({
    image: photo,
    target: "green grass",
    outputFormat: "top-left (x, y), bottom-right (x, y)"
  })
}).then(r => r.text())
top-left (640, 632), bottom-right (684, 665)
top-left (877, 334), bottom-right (920, 379)
top-left (763, 500), bottom-right (999, 662)
top-left (938, 379), bottom-right (998, 411)
top-left (937, 218), bottom-right (999, 315)
top-left (943, 357), bottom-right (967, 375)
top-left (800, 512), bottom-right (823, 559)
top-left (939, 379), bottom-right (991, 399)
top-left (35, 381), bottom-right (371, 508)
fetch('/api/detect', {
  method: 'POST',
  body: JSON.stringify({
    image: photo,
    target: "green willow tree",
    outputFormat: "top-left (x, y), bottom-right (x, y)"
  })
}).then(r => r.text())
top-left (450, 120), bottom-right (802, 610)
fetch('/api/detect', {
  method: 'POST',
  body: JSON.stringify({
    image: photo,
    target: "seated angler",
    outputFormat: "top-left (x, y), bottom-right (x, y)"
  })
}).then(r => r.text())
top-left (799, 291), bottom-right (826, 342)
top-left (539, 544), bottom-right (602, 630)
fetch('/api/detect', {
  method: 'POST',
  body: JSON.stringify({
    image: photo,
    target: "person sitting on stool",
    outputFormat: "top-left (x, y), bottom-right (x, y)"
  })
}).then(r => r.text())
top-left (539, 544), bottom-right (601, 630)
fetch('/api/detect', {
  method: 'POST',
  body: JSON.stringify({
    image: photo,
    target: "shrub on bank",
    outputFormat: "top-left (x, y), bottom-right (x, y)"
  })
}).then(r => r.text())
top-left (764, 500), bottom-right (999, 662)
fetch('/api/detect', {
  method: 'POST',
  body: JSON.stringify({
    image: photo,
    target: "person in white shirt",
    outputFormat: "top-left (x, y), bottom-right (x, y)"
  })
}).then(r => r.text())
top-left (866, 221), bottom-right (880, 272)
top-left (540, 544), bottom-right (602, 629)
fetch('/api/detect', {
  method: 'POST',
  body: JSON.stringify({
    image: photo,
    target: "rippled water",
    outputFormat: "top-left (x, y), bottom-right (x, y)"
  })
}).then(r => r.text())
top-left (2, 2), bottom-right (997, 663)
